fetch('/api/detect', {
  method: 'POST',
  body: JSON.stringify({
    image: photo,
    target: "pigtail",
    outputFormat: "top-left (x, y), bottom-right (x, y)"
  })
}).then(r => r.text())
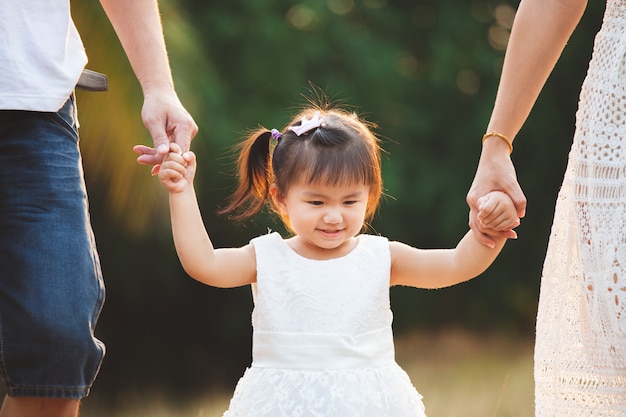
top-left (219, 129), bottom-right (274, 220)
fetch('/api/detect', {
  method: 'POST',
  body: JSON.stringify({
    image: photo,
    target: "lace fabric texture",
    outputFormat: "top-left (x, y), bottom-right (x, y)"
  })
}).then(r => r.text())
top-left (222, 232), bottom-right (426, 417)
top-left (535, 1), bottom-right (626, 414)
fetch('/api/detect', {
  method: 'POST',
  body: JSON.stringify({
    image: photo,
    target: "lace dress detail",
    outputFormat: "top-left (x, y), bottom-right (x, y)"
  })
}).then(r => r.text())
top-left (535, 1), bottom-right (626, 414)
top-left (222, 232), bottom-right (426, 417)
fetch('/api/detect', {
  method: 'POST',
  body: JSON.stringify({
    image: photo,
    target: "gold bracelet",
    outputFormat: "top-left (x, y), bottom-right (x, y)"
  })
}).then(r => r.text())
top-left (482, 131), bottom-right (513, 154)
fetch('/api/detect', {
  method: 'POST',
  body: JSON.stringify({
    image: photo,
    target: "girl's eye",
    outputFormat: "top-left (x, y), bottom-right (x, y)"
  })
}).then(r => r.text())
top-left (344, 200), bottom-right (358, 206)
top-left (308, 201), bottom-right (323, 206)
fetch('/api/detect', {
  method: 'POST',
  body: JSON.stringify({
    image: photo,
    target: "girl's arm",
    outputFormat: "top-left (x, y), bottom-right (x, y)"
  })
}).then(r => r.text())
top-left (390, 191), bottom-right (516, 288)
top-left (466, 0), bottom-right (587, 246)
top-left (159, 149), bottom-right (256, 288)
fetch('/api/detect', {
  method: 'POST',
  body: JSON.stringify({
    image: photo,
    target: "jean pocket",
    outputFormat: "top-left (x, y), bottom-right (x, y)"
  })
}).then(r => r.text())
top-left (44, 95), bottom-right (79, 137)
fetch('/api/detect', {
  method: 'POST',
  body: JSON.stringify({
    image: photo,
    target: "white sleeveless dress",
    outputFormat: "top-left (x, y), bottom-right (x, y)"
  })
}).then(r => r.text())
top-left (535, 1), bottom-right (626, 414)
top-left (222, 232), bottom-right (427, 417)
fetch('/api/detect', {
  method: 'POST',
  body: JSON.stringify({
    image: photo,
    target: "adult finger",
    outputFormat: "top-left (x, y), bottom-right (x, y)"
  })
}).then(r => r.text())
top-left (133, 145), bottom-right (165, 166)
top-left (169, 115), bottom-right (198, 153)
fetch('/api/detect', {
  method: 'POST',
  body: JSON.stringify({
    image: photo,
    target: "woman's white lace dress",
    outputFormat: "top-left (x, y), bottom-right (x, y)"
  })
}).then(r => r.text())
top-left (222, 232), bottom-right (427, 417)
top-left (535, 1), bottom-right (626, 414)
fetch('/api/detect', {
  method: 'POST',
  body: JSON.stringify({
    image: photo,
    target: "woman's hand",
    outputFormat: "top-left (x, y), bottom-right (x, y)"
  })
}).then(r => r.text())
top-left (467, 138), bottom-right (526, 246)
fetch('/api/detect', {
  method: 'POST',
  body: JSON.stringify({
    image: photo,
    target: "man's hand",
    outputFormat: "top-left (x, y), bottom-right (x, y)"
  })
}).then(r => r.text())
top-left (133, 90), bottom-right (198, 169)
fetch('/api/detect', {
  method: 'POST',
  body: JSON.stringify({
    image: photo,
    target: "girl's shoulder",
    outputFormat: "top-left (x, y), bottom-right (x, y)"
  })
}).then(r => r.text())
top-left (250, 230), bottom-right (283, 245)
top-left (358, 233), bottom-right (389, 249)
top-left (359, 233), bottom-right (388, 243)
top-left (249, 231), bottom-right (288, 261)
top-left (356, 234), bottom-right (390, 261)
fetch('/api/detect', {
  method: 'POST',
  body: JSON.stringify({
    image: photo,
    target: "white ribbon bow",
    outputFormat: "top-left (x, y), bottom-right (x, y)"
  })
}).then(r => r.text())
top-left (288, 111), bottom-right (324, 136)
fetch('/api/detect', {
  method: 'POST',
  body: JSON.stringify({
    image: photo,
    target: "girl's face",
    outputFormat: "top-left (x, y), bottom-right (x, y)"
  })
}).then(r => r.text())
top-left (274, 180), bottom-right (370, 259)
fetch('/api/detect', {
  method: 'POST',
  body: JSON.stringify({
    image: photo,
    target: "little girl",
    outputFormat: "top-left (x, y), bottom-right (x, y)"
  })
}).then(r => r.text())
top-left (158, 106), bottom-right (519, 416)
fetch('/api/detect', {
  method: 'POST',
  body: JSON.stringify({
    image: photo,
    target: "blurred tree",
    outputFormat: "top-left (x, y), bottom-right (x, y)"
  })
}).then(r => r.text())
top-left (73, 0), bottom-right (211, 235)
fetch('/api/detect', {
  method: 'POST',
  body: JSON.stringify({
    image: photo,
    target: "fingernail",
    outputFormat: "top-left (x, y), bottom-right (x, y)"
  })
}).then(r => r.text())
top-left (151, 165), bottom-right (160, 176)
top-left (157, 144), bottom-right (169, 154)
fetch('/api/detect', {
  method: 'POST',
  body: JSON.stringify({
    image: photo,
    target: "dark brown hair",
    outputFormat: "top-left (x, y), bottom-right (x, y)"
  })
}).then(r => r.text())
top-left (220, 104), bottom-right (383, 224)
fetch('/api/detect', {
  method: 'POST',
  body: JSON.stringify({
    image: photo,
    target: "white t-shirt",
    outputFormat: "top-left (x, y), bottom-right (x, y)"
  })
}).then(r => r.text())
top-left (0, 1), bottom-right (87, 112)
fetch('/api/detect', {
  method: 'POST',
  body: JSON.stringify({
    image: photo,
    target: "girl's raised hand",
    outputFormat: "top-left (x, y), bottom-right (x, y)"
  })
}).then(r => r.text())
top-left (476, 191), bottom-right (519, 238)
top-left (157, 143), bottom-right (196, 194)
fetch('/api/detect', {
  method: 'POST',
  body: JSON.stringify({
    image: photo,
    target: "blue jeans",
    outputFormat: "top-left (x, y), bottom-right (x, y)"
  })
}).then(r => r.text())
top-left (0, 96), bottom-right (105, 399)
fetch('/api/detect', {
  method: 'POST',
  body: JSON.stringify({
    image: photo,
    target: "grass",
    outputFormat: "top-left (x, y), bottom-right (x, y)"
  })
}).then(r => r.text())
top-left (397, 329), bottom-right (534, 417)
top-left (80, 328), bottom-right (534, 417)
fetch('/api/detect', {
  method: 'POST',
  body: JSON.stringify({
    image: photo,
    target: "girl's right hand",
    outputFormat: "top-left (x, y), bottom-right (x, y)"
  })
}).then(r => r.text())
top-left (158, 143), bottom-right (196, 193)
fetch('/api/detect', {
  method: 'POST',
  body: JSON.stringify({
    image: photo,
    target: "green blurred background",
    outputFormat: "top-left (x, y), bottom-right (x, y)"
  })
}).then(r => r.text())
top-left (62, 0), bottom-right (605, 409)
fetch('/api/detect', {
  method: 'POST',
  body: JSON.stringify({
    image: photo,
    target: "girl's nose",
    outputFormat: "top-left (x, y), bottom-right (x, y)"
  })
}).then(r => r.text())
top-left (323, 208), bottom-right (342, 224)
